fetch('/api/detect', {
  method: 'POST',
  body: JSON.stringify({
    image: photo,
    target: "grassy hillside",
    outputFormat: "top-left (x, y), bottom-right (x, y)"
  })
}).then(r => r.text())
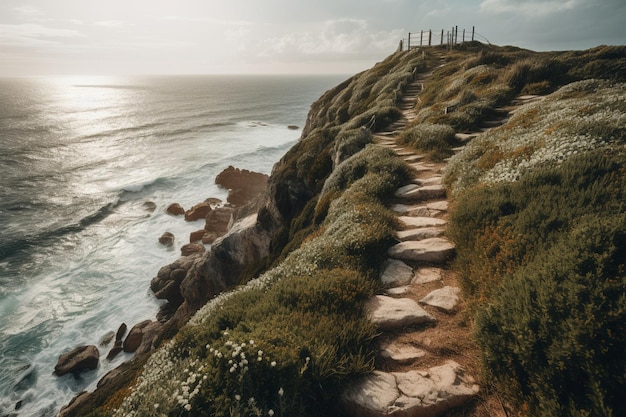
top-left (77, 43), bottom-right (626, 417)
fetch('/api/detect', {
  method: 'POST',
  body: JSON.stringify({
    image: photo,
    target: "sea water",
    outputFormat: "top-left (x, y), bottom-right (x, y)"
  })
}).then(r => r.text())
top-left (0, 74), bottom-right (345, 416)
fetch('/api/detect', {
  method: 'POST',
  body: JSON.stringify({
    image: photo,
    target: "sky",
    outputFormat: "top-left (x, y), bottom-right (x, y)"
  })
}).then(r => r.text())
top-left (0, 0), bottom-right (623, 76)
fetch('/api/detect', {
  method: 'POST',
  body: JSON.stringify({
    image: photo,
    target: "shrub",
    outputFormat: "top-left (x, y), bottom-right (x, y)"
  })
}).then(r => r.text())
top-left (476, 213), bottom-right (626, 417)
top-left (398, 123), bottom-right (457, 161)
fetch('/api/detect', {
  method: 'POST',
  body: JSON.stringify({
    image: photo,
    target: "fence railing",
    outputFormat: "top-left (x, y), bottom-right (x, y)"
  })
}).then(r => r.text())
top-left (399, 26), bottom-right (487, 51)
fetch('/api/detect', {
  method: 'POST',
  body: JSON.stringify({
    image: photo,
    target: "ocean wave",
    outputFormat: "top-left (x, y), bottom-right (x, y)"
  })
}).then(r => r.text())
top-left (118, 176), bottom-right (174, 196)
top-left (0, 200), bottom-right (122, 262)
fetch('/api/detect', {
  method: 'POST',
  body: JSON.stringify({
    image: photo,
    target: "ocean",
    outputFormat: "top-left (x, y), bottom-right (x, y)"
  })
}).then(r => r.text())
top-left (0, 74), bottom-right (346, 416)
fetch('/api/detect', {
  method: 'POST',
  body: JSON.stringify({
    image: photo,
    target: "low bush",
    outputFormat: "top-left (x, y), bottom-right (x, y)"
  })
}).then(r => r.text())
top-left (476, 213), bottom-right (626, 417)
top-left (398, 123), bottom-right (457, 161)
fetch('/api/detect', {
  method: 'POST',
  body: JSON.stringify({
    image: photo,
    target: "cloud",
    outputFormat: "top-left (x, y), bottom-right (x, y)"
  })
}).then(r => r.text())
top-left (257, 18), bottom-right (402, 59)
top-left (94, 20), bottom-right (124, 28)
top-left (480, 0), bottom-right (583, 16)
top-left (13, 5), bottom-right (43, 17)
top-left (0, 23), bottom-right (83, 47)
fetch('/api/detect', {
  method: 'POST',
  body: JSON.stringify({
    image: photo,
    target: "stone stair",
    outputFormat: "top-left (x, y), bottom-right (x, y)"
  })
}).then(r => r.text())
top-left (343, 52), bottom-right (480, 417)
top-left (344, 51), bottom-right (545, 417)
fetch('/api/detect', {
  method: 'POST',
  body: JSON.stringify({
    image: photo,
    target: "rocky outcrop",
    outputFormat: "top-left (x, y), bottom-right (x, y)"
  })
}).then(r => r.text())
top-left (54, 345), bottom-right (99, 376)
top-left (215, 166), bottom-right (269, 206)
top-left (184, 202), bottom-right (213, 221)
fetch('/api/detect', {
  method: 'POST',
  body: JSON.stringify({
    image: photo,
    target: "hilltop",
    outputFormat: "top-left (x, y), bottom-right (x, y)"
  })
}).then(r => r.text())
top-left (59, 42), bottom-right (626, 417)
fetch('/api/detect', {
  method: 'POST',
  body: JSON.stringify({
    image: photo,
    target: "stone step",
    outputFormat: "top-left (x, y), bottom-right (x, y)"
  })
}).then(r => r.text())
top-left (397, 216), bottom-right (447, 230)
top-left (415, 176), bottom-right (442, 186)
top-left (413, 267), bottom-right (444, 285)
top-left (388, 238), bottom-right (455, 264)
top-left (365, 295), bottom-right (436, 330)
top-left (420, 286), bottom-right (461, 313)
top-left (391, 201), bottom-right (447, 216)
top-left (396, 184), bottom-right (446, 202)
top-left (403, 154), bottom-right (425, 163)
top-left (380, 259), bottom-right (414, 287)
top-left (396, 227), bottom-right (445, 242)
top-left (342, 361), bottom-right (479, 417)
top-left (379, 341), bottom-right (426, 365)
top-left (454, 132), bottom-right (479, 141)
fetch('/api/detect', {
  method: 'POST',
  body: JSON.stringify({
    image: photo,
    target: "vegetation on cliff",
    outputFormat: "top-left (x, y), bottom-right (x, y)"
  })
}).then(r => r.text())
top-left (76, 43), bottom-right (626, 417)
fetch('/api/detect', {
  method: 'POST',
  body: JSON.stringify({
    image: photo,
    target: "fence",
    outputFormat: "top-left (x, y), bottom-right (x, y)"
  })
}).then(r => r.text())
top-left (399, 26), bottom-right (488, 51)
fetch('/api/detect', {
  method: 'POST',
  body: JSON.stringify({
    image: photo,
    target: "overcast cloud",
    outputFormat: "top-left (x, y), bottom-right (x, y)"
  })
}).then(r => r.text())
top-left (0, 0), bottom-right (623, 76)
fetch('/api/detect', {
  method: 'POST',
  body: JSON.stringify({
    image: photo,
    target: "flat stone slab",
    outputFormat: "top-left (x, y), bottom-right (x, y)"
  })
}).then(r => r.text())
top-left (406, 163), bottom-right (433, 174)
top-left (426, 201), bottom-right (448, 212)
top-left (380, 259), bottom-right (414, 286)
top-left (420, 286), bottom-right (461, 313)
top-left (388, 238), bottom-right (455, 264)
top-left (404, 154), bottom-right (425, 163)
top-left (395, 184), bottom-right (420, 197)
top-left (396, 227), bottom-right (445, 242)
top-left (386, 286), bottom-right (410, 296)
top-left (416, 176), bottom-right (442, 186)
top-left (342, 361), bottom-right (479, 417)
top-left (398, 216), bottom-right (446, 230)
top-left (396, 185), bottom-right (446, 202)
top-left (365, 295), bottom-right (435, 331)
top-left (412, 267), bottom-right (444, 285)
top-left (380, 341), bottom-right (426, 364)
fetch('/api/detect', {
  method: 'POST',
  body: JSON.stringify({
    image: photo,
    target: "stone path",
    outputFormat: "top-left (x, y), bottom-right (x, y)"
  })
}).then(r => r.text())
top-left (343, 52), bottom-right (542, 417)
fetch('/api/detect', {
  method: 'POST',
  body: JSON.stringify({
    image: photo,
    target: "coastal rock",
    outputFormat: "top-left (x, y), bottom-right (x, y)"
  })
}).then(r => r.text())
top-left (184, 202), bottom-right (213, 222)
top-left (342, 361), bottom-right (479, 417)
top-left (136, 321), bottom-right (163, 354)
top-left (364, 295), bottom-right (435, 331)
top-left (150, 258), bottom-right (194, 308)
top-left (176, 213), bottom-right (271, 318)
top-left (189, 229), bottom-right (206, 243)
top-left (287, 125), bottom-right (300, 130)
top-left (202, 232), bottom-right (220, 244)
top-left (204, 207), bottom-right (234, 235)
top-left (106, 343), bottom-right (123, 361)
top-left (99, 331), bottom-right (115, 347)
top-left (181, 243), bottom-right (205, 256)
top-left (142, 201), bottom-right (157, 212)
top-left (215, 166), bottom-right (268, 206)
top-left (54, 345), bottom-right (99, 376)
top-left (115, 323), bottom-right (127, 342)
top-left (420, 286), bottom-right (461, 313)
top-left (123, 320), bottom-right (152, 353)
top-left (58, 391), bottom-right (90, 417)
top-left (158, 232), bottom-right (175, 246)
top-left (166, 203), bottom-right (185, 216)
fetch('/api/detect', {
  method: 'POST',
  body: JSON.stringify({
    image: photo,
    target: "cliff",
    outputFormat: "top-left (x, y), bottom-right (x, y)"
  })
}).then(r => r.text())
top-left (60, 43), bottom-right (626, 417)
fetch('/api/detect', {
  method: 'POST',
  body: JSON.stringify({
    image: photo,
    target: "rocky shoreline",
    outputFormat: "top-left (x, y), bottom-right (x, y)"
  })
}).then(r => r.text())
top-left (56, 165), bottom-right (274, 417)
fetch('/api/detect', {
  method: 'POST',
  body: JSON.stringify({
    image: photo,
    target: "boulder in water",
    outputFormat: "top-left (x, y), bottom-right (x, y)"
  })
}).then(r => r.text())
top-left (123, 320), bottom-right (152, 353)
top-left (54, 345), bottom-right (99, 376)
top-left (215, 166), bottom-right (268, 206)
top-left (158, 232), bottom-right (175, 246)
top-left (189, 229), bottom-right (206, 243)
top-left (166, 203), bottom-right (185, 216)
top-left (184, 202), bottom-right (213, 221)
top-left (181, 243), bottom-right (205, 256)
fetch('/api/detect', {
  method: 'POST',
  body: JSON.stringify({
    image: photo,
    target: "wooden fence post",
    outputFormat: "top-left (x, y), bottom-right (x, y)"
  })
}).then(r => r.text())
top-left (463, 28), bottom-right (465, 43)
top-left (455, 26), bottom-right (458, 45)
top-left (420, 30), bottom-right (423, 46)
top-left (428, 30), bottom-right (432, 46)
top-left (472, 26), bottom-right (475, 41)
top-left (408, 32), bottom-right (411, 50)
